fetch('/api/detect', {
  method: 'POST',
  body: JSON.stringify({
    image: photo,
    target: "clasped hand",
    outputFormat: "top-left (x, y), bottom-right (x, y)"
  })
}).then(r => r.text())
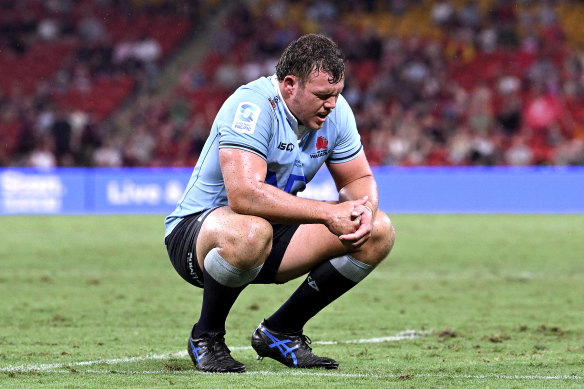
top-left (327, 196), bottom-right (373, 248)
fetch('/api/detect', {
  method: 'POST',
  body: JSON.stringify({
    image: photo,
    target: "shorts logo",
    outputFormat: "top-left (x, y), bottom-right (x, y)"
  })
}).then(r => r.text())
top-left (187, 252), bottom-right (196, 276)
top-left (232, 102), bottom-right (261, 134)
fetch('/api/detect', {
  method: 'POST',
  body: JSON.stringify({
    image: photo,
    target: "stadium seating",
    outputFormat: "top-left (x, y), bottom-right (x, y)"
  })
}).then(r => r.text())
top-left (2, 0), bottom-right (584, 167)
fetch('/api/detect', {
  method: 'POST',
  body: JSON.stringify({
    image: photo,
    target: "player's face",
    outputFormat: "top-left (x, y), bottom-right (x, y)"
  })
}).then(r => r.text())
top-left (285, 70), bottom-right (344, 130)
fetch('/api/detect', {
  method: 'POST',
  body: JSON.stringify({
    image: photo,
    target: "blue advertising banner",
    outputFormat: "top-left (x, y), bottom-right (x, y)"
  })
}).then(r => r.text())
top-left (91, 168), bottom-right (190, 214)
top-left (0, 166), bottom-right (583, 215)
top-left (369, 166), bottom-right (584, 213)
top-left (0, 168), bottom-right (87, 214)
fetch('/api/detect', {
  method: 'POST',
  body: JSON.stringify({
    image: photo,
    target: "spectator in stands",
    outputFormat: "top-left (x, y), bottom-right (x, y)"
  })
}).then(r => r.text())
top-left (123, 124), bottom-right (156, 166)
top-left (93, 135), bottom-right (122, 167)
top-left (505, 135), bottom-right (534, 165)
top-left (458, 0), bottom-right (481, 31)
top-left (28, 135), bottom-right (57, 169)
top-left (37, 17), bottom-right (60, 41)
top-left (50, 109), bottom-right (73, 166)
top-left (113, 34), bottom-right (137, 70)
top-left (77, 8), bottom-right (106, 43)
top-left (133, 34), bottom-right (162, 73)
top-left (431, 0), bottom-right (456, 30)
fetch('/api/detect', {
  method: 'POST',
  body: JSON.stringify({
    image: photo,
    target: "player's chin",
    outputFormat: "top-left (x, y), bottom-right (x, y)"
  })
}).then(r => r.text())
top-left (308, 122), bottom-right (324, 131)
top-left (310, 117), bottom-right (326, 130)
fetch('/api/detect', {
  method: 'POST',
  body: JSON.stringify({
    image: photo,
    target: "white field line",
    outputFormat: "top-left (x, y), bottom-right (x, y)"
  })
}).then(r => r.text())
top-left (13, 369), bottom-right (584, 381)
top-left (5, 329), bottom-right (582, 382)
top-left (0, 330), bottom-right (428, 374)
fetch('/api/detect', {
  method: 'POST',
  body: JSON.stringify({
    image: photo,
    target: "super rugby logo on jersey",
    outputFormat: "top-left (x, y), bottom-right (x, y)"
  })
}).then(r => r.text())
top-left (310, 136), bottom-right (330, 158)
top-left (232, 102), bottom-right (261, 134)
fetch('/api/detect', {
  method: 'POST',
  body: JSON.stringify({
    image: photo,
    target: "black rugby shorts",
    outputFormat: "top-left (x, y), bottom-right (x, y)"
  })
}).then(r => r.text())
top-left (165, 208), bottom-right (300, 288)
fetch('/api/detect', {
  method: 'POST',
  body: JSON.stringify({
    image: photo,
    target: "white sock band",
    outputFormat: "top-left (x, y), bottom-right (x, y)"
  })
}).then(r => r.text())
top-left (204, 248), bottom-right (262, 287)
top-left (329, 254), bottom-right (374, 283)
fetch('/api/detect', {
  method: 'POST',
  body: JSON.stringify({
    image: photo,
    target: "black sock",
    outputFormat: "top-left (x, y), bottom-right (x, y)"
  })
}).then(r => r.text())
top-left (265, 261), bottom-right (357, 333)
top-left (192, 268), bottom-right (245, 338)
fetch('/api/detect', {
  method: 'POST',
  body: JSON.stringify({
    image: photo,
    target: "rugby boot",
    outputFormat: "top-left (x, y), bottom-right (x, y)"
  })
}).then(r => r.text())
top-left (251, 320), bottom-right (339, 369)
top-left (187, 331), bottom-right (246, 373)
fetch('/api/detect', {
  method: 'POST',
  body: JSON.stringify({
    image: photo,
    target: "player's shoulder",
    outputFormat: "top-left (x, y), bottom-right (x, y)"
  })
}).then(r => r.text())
top-left (234, 77), bottom-right (275, 104)
top-left (223, 77), bottom-right (277, 117)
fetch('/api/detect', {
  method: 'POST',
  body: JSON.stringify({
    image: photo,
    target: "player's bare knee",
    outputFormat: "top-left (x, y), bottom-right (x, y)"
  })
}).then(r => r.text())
top-left (245, 217), bottom-right (273, 259)
top-left (226, 217), bottom-right (273, 270)
top-left (367, 212), bottom-right (395, 265)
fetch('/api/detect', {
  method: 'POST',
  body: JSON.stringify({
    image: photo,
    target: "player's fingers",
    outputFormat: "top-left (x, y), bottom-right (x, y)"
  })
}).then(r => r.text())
top-left (349, 237), bottom-right (368, 248)
top-left (339, 232), bottom-right (370, 248)
top-left (349, 226), bottom-right (372, 246)
top-left (338, 231), bottom-right (355, 240)
top-left (339, 222), bottom-right (369, 241)
top-left (353, 231), bottom-right (372, 247)
top-left (350, 197), bottom-right (369, 217)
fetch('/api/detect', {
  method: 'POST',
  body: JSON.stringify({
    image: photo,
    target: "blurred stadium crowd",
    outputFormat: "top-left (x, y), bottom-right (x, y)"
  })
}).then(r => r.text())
top-left (1, 0), bottom-right (584, 168)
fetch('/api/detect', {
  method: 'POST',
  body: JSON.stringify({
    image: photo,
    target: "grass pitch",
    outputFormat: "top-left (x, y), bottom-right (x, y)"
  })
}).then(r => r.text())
top-left (1, 214), bottom-right (583, 388)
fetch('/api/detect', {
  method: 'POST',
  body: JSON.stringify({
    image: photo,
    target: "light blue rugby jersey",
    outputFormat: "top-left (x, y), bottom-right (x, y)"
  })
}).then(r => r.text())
top-left (164, 75), bottom-right (362, 237)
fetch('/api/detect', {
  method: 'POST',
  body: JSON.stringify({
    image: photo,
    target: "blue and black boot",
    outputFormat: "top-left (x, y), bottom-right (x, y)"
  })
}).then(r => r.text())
top-left (251, 320), bottom-right (338, 369)
top-left (188, 331), bottom-right (246, 373)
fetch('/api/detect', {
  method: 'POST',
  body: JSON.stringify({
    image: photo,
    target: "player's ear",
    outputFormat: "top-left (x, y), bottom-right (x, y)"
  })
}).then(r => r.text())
top-left (282, 75), bottom-right (297, 96)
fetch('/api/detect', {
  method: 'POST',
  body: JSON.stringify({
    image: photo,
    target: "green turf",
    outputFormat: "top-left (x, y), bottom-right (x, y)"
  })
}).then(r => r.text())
top-left (1, 214), bottom-right (583, 388)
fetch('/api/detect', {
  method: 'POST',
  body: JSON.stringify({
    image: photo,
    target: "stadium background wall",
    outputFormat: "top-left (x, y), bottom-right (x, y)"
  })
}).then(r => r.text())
top-left (0, 167), bottom-right (583, 215)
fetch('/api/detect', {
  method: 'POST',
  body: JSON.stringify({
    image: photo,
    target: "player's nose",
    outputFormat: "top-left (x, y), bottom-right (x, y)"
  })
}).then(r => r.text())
top-left (324, 96), bottom-right (337, 110)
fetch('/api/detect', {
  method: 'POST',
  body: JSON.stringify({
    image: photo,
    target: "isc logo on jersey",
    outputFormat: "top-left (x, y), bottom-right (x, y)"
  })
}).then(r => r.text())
top-left (232, 102), bottom-right (261, 134)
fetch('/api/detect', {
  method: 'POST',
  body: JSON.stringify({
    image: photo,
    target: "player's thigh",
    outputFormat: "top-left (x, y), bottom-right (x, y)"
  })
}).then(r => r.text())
top-left (274, 223), bottom-right (347, 283)
top-left (195, 206), bottom-right (273, 269)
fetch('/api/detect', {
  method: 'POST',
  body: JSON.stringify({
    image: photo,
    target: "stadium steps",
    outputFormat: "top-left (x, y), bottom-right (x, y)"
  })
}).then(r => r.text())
top-left (110, 1), bottom-right (239, 132)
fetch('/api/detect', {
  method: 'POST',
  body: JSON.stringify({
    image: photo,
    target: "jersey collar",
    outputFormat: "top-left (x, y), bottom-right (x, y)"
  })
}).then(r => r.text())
top-left (270, 75), bottom-right (308, 139)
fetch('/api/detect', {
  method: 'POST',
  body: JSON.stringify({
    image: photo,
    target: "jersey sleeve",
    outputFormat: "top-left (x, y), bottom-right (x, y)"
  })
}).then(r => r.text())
top-left (327, 95), bottom-right (363, 164)
top-left (216, 88), bottom-right (273, 160)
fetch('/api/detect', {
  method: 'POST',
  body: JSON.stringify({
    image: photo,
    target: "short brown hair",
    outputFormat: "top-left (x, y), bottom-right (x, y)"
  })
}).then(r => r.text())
top-left (276, 34), bottom-right (345, 85)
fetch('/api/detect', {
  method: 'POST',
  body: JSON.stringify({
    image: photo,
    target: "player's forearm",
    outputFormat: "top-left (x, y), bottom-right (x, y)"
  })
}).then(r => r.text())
top-left (338, 175), bottom-right (378, 214)
top-left (227, 181), bottom-right (334, 225)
